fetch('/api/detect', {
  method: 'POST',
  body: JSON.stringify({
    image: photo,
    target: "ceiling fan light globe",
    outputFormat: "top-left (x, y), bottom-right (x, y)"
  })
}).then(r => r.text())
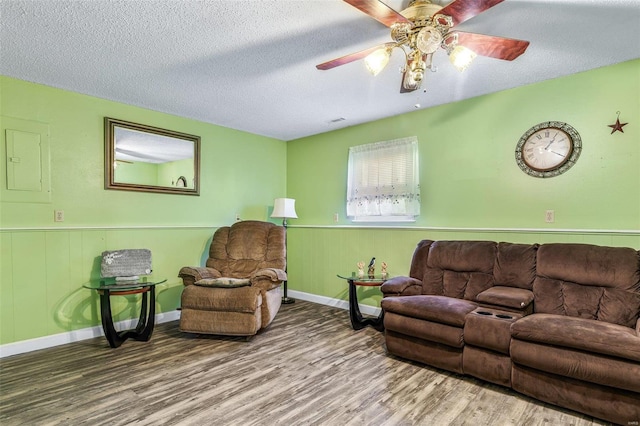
top-left (364, 48), bottom-right (391, 76)
top-left (416, 26), bottom-right (443, 54)
top-left (449, 45), bottom-right (477, 72)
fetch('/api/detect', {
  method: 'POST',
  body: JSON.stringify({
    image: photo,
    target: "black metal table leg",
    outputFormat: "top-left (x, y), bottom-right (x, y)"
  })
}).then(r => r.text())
top-left (99, 290), bottom-right (122, 348)
top-left (98, 286), bottom-right (155, 348)
top-left (348, 279), bottom-right (385, 331)
top-left (127, 286), bottom-right (155, 342)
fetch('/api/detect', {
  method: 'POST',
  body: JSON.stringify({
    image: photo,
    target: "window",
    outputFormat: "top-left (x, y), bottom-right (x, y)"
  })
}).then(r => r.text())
top-left (346, 136), bottom-right (420, 222)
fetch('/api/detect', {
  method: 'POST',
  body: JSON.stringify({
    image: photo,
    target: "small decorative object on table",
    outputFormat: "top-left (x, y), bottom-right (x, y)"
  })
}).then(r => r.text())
top-left (367, 257), bottom-right (376, 278)
top-left (381, 262), bottom-right (388, 279)
top-left (357, 261), bottom-right (365, 278)
top-left (101, 248), bottom-right (152, 281)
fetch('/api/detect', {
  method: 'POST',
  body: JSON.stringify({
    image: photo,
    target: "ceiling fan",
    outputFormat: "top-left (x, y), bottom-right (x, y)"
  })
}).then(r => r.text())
top-left (316, 0), bottom-right (530, 93)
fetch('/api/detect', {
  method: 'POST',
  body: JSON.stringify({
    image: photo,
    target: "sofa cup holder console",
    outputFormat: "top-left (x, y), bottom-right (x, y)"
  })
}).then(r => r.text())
top-left (474, 310), bottom-right (514, 320)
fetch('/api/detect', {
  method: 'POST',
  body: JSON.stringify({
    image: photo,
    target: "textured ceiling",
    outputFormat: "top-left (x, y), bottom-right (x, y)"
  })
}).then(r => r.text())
top-left (1, 0), bottom-right (639, 141)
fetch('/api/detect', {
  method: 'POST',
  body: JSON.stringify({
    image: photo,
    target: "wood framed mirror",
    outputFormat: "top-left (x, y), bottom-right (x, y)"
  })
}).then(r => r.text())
top-left (105, 118), bottom-right (200, 196)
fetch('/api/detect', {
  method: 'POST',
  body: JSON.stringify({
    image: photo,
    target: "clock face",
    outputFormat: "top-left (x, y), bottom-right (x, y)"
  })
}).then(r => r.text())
top-left (515, 122), bottom-right (582, 178)
top-left (522, 128), bottom-right (573, 171)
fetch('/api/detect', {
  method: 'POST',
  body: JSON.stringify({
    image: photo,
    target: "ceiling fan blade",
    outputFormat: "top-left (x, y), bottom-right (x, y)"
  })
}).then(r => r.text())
top-left (316, 42), bottom-right (395, 70)
top-left (453, 31), bottom-right (530, 61)
top-left (439, 0), bottom-right (505, 26)
top-left (343, 0), bottom-right (410, 27)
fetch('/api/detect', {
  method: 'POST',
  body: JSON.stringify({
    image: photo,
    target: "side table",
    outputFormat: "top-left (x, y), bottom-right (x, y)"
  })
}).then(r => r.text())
top-left (83, 276), bottom-right (167, 348)
top-left (337, 274), bottom-right (389, 331)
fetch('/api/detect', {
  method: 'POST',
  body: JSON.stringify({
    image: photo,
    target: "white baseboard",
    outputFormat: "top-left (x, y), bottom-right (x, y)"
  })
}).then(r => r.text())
top-left (287, 290), bottom-right (381, 317)
top-left (0, 310), bottom-right (181, 358)
top-left (1, 294), bottom-right (379, 358)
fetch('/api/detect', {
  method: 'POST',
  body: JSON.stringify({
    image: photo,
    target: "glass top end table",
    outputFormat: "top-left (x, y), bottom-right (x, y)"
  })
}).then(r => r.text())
top-left (337, 273), bottom-right (390, 331)
top-left (83, 275), bottom-right (166, 291)
top-left (337, 273), bottom-right (391, 286)
top-left (83, 275), bottom-right (166, 348)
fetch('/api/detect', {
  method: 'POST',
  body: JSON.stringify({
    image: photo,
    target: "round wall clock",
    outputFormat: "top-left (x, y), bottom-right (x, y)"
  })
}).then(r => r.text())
top-left (515, 121), bottom-right (582, 178)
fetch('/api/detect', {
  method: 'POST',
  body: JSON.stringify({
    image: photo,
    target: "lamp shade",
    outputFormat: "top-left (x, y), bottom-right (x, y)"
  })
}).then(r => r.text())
top-left (271, 198), bottom-right (298, 219)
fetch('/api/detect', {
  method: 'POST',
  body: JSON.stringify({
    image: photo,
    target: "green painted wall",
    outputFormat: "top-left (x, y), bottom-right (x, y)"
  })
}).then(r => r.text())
top-left (0, 76), bottom-right (287, 345)
top-left (285, 59), bottom-right (640, 306)
top-left (1, 76), bottom-right (286, 228)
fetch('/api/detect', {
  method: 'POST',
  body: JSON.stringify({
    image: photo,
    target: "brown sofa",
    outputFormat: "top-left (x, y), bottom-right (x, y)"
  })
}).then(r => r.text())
top-left (380, 240), bottom-right (640, 425)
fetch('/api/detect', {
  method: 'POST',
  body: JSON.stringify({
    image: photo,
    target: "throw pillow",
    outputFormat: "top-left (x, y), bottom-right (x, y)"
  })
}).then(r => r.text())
top-left (194, 277), bottom-right (251, 288)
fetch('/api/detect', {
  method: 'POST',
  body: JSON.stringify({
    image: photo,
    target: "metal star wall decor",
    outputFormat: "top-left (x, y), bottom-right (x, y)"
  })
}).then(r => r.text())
top-left (608, 111), bottom-right (628, 134)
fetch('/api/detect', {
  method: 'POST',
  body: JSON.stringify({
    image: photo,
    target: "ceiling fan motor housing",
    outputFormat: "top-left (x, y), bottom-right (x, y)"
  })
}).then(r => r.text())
top-left (402, 0), bottom-right (444, 25)
top-left (392, 0), bottom-right (453, 55)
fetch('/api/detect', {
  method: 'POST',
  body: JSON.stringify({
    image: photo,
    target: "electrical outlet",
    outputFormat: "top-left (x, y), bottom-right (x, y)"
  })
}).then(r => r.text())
top-left (333, 213), bottom-right (339, 222)
top-left (545, 210), bottom-right (555, 223)
top-left (54, 210), bottom-right (64, 222)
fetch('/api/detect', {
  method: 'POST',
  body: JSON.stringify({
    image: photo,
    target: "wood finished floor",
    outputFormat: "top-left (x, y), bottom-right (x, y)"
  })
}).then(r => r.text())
top-left (0, 301), bottom-right (610, 426)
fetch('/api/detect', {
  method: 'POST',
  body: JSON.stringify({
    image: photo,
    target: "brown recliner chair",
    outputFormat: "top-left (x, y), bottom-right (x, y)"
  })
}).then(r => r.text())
top-left (178, 220), bottom-right (286, 337)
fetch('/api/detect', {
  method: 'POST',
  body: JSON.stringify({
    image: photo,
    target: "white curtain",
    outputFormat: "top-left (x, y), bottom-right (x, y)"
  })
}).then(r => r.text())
top-left (346, 136), bottom-right (420, 219)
